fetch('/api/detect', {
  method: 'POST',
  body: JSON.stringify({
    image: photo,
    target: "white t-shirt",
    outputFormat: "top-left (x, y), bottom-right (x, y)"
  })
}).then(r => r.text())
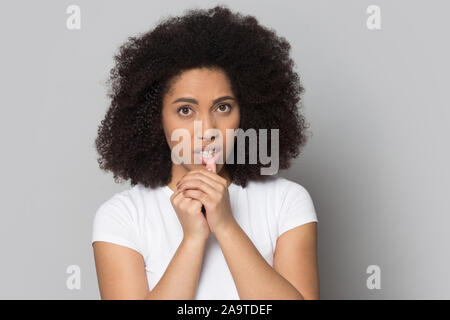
top-left (91, 175), bottom-right (318, 299)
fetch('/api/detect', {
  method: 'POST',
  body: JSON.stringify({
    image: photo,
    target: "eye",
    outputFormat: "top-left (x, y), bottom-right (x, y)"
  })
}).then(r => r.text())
top-left (217, 103), bottom-right (232, 113)
top-left (177, 106), bottom-right (192, 117)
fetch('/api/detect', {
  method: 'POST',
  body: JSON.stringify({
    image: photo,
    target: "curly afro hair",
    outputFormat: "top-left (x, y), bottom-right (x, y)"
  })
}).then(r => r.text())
top-left (95, 5), bottom-right (310, 189)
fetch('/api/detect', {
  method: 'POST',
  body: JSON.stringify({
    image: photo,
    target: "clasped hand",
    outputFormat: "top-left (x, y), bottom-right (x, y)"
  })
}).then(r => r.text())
top-left (176, 168), bottom-right (234, 234)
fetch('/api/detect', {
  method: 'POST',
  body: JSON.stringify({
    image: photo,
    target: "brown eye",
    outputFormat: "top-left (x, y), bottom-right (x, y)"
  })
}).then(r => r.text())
top-left (217, 104), bottom-right (232, 113)
top-left (178, 106), bottom-right (192, 116)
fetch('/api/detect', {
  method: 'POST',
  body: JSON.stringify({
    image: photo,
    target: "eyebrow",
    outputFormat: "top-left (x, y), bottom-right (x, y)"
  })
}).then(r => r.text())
top-left (172, 96), bottom-right (236, 105)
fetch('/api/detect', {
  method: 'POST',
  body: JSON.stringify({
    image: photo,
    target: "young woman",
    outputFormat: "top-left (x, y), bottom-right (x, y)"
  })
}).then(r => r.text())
top-left (92, 5), bottom-right (319, 300)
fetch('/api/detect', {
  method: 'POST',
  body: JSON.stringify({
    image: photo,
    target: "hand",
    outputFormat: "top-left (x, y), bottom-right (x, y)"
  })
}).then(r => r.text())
top-left (170, 185), bottom-right (211, 243)
top-left (176, 168), bottom-right (235, 234)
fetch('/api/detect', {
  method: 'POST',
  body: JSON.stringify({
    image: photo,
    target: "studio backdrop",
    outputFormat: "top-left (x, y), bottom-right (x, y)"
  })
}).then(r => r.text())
top-left (0, 0), bottom-right (448, 299)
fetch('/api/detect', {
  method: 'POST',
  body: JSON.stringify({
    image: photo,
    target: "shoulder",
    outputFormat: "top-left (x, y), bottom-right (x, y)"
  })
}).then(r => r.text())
top-left (242, 176), bottom-right (314, 216)
top-left (97, 183), bottom-right (153, 210)
top-left (97, 188), bottom-right (133, 210)
top-left (244, 176), bottom-right (311, 198)
top-left (93, 186), bottom-right (140, 223)
top-left (91, 186), bottom-right (146, 254)
top-left (93, 183), bottom-right (165, 221)
top-left (277, 176), bottom-right (312, 199)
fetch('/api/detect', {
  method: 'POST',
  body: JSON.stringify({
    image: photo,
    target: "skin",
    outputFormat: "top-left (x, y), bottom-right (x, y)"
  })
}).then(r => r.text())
top-left (161, 67), bottom-right (240, 194)
top-left (93, 67), bottom-right (319, 299)
top-left (162, 67), bottom-right (240, 239)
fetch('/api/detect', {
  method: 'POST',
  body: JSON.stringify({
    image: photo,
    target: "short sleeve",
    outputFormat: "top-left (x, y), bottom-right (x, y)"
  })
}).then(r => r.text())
top-left (277, 180), bottom-right (318, 237)
top-left (91, 195), bottom-right (141, 254)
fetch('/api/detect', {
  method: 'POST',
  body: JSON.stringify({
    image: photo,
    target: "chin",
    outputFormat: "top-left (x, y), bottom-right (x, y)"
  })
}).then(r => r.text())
top-left (186, 163), bottom-right (223, 172)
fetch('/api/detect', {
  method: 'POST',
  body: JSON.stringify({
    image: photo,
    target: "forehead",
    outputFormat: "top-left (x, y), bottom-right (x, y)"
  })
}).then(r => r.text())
top-left (165, 68), bottom-right (233, 98)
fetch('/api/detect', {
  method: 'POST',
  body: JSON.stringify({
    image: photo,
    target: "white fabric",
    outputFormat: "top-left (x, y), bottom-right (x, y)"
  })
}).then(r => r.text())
top-left (91, 176), bottom-right (318, 299)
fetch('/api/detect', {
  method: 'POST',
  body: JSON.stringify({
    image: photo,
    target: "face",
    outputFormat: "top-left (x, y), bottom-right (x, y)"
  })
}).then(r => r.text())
top-left (161, 67), bottom-right (240, 176)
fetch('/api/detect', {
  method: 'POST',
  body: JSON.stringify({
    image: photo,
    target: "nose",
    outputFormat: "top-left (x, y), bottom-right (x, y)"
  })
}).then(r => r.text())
top-left (197, 113), bottom-right (218, 142)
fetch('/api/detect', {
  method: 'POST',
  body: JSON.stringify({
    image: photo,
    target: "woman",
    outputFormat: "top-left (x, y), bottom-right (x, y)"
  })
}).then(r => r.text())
top-left (92, 5), bottom-right (319, 300)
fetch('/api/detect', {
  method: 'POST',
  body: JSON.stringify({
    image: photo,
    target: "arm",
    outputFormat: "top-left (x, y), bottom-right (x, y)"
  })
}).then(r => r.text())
top-left (273, 221), bottom-right (319, 299)
top-left (214, 219), bottom-right (309, 300)
top-left (93, 237), bottom-right (206, 299)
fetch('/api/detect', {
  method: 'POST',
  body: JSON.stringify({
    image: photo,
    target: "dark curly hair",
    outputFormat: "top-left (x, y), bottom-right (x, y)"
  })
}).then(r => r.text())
top-left (95, 5), bottom-right (310, 189)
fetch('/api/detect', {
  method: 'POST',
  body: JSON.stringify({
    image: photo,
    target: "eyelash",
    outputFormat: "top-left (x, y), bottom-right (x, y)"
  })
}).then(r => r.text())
top-left (177, 103), bottom-right (232, 116)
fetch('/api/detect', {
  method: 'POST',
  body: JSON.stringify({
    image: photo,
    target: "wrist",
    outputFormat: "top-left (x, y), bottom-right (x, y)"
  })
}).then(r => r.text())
top-left (182, 235), bottom-right (208, 247)
top-left (213, 216), bottom-right (237, 237)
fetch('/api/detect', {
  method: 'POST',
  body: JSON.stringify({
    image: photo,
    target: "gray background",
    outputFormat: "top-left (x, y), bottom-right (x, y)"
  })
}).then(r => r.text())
top-left (0, 0), bottom-right (448, 299)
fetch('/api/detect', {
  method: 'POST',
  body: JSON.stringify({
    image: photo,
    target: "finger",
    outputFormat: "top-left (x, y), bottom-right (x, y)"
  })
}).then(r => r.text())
top-left (196, 168), bottom-right (227, 186)
top-left (206, 158), bottom-right (216, 173)
top-left (171, 187), bottom-right (187, 204)
top-left (205, 150), bottom-right (221, 173)
top-left (172, 187), bottom-right (184, 197)
top-left (179, 179), bottom-right (217, 197)
top-left (180, 197), bottom-right (203, 214)
top-left (178, 172), bottom-right (222, 191)
top-left (176, 167), bottom-right (226, 187)
top-left (182, 189), bottom-right (211, 207)
top-left (179, 169), bottom-right (226, 188)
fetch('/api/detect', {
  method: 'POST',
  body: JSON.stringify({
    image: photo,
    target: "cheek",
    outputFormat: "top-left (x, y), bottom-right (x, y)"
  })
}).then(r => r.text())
top-left (218, 123), bottom-right (240, 153)
top-left (232, 106), bottom-right (240, 125)
top-left (162, 124), bottom-right (175, 149)
top-left (164, 125), bottom-right (195, 151)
